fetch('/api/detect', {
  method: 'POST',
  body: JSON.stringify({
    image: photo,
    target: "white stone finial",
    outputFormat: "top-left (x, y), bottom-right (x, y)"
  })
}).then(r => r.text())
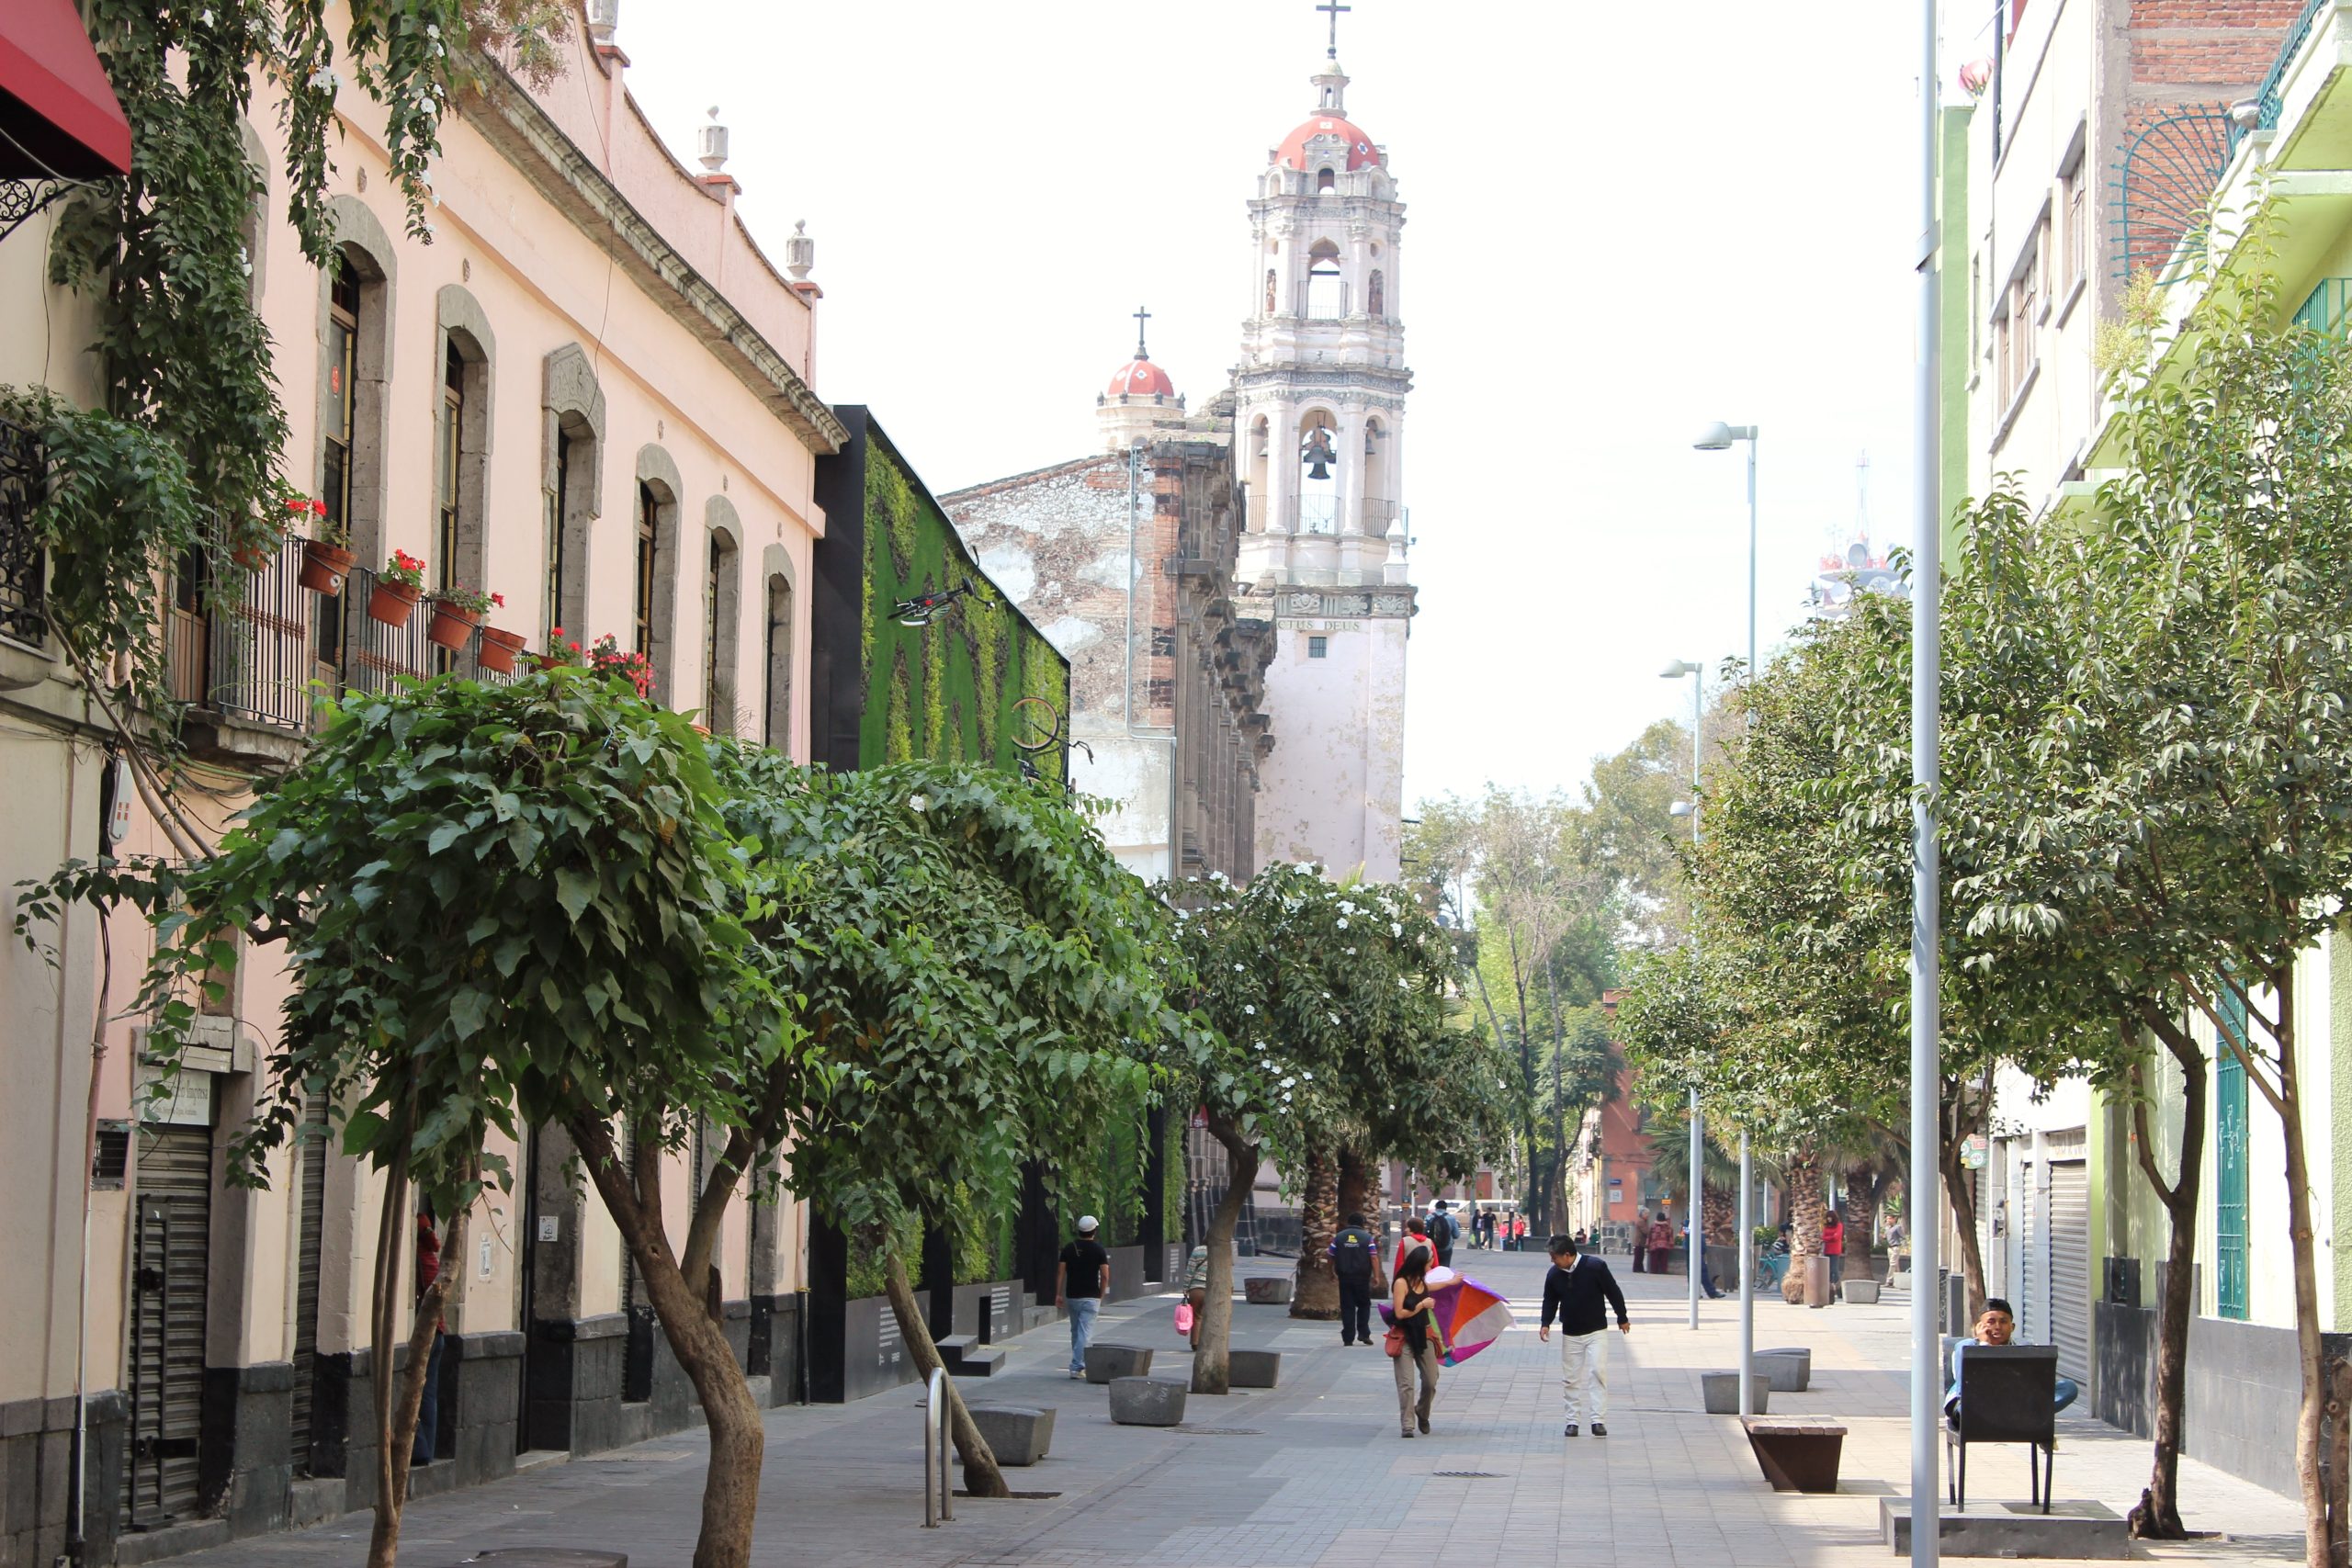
top-left (587, 0), bottom-right (618, 46)
top-left (786, 220), bottom-right (814, 281)
top-left (697, 107), bottom-right (729, 174)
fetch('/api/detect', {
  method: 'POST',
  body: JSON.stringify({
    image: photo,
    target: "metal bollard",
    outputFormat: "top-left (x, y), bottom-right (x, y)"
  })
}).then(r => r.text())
top-left (923, 1367), bottom-right (954, 1526)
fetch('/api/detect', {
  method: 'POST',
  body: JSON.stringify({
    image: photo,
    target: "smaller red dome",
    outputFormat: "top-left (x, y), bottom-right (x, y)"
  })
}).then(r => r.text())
top-left (1279, 115), bottom-right (1378, 173)
top-left (1107, 357), bottom-right (1177, 398)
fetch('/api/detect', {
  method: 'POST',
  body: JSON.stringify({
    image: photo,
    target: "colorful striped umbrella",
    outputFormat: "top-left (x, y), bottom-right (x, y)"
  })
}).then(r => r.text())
top-left (1382, 1270), bottom-right (1514, 1365)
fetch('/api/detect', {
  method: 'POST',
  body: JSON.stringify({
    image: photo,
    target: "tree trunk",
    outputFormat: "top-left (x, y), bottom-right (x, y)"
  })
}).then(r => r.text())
top-left (2260, 976), bottom-right (2335, 1568)
top-left (1290, 1143), bottom-right (1339, 1320)
top-left (1781, 1144), bottom-right (1824, 1305)
top-left (1940, 1122), bottom-right (1989, 1324)
top-left (1702, 1182), bottom-right (1736, 1247)
top-left (572, 1116), bottom-right (764, 1568)
top-left (1840, 1161), bottom-right (1883, 1274)
top-left (1193, 1111), bottom-right (1258, 1395)
top-left (1335, 1145), bottom-right (1374, 1232)
top-left (880, 1247), bottom-right (1006, 1499)
top-left (364, 1136), bottom-right (413, 1568)
top-left (2127, 1011), bottom-right (2206, 1541)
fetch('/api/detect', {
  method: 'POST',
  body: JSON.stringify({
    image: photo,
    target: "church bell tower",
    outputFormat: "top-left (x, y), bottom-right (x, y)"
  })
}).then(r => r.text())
top-left (1237, 43), bottom-right (1416, 882)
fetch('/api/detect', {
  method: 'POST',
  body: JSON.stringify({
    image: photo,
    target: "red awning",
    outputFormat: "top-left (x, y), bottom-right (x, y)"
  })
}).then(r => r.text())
top-left (0, 0), bottom-right (131, 180)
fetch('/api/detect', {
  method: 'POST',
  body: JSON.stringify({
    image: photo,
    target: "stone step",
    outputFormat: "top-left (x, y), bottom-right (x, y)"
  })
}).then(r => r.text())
top-left (951, 1345), bottom-right (1007, 1376)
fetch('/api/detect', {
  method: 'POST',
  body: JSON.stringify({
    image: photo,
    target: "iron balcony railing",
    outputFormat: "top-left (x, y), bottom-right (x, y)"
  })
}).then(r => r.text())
top-left (337, 563), bottom-right (433, 697)
top-left (2228, 0), bottom-right (2332, 160)
top-left (165, 532), bottom-right (316, 733)
top-left (0, 415), bottom-right (46, 647)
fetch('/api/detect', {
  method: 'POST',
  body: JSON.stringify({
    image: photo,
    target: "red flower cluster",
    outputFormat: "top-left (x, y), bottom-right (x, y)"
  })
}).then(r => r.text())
top-left (381, 548), bottom-right (428, 590)
top-left (283, 496), bottom-right (328, 517)
top-left (589, 634), bottom-right (656, 697)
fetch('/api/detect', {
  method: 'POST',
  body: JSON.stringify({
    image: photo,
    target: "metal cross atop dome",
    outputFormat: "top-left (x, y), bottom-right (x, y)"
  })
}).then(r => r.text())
top-left (1133, 304), bottom-right (1152, 358)
top-left (1317, 0), bottom-right (1351, 59)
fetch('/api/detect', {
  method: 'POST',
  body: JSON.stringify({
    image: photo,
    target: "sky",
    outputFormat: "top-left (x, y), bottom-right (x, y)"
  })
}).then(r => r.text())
top-left (618, 0), bottom-right (1928, 813)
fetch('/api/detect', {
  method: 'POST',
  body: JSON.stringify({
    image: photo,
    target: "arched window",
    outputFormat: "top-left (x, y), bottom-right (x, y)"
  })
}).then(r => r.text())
top-left (634, 445), bottom-right (684, 704)
top-left (1296, 410), bottom-right (1340, 533)
top-left (763, 571), bottom-right (794, 752)
top-left (317, 206), bottom-right (393, 671)
top-left (1317, 166), bottom-right (1336, 194)
top-left (1306, 240), bottom-right (1343, 320)
top-left (541, 344), bottom-right (605, 643)
top-left (702, 510), bottom-right (741, 734)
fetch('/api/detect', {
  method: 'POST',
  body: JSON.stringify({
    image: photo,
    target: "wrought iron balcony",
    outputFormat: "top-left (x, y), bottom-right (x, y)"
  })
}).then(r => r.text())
top-left (2227, 0), bottom-right (2332, 160)
top-left (166, 533), bottom-right (317, 736)
top-left (0, 415), bottom-right (46, 648)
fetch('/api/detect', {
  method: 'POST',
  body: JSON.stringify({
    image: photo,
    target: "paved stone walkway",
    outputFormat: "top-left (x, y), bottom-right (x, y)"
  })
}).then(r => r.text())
top-left (173, 1250), bottom-right (2309, 1566)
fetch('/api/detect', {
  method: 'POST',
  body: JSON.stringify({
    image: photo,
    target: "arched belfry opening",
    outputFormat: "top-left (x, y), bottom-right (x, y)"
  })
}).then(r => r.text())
top-left (1306, 239), bottom-right (1342, 319)
top-left (1296, 410), bottom-right (1340, 534)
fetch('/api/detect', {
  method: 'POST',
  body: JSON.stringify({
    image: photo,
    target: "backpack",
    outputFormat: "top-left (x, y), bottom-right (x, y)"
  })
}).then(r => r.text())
top-left (1430, 1211), bottom-right (1457, 1247)
top-left (1332, 1227), bottom-right (1374, 1280)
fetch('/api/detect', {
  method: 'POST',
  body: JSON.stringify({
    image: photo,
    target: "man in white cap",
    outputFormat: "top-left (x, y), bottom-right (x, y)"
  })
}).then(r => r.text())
top-left (1057, 1215), bottom-right (1112, 1379)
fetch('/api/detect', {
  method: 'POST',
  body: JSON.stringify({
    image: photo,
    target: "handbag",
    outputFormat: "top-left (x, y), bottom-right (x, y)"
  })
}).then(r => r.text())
top-left (1383, 1324), bottom-right (1406, 1359)
top-left (1173, 1301), bottom-right (1194, 1337)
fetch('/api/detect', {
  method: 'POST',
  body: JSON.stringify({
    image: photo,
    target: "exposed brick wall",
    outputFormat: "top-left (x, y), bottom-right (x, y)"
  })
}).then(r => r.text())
top-left (2127, 1), bottom-right (2301, 103)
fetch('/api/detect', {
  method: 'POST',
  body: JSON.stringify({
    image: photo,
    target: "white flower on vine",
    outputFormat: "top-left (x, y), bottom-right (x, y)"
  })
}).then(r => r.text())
top-left (418, 96), bottom-right (439, 118)
top-left (1328, 1012), bottom-right (1340, 1025)
top-left (1280, 1077), bottom-right (1295, 1089)
top-left (1397, 977), bottom-right (1411, 989)
top-left (1344, 947), bottom-right (1356, 956)
top-left (1243, 1005), bottom-right (1256, 1016)
top-left (1336, 918), bottom-right (1349, 930)
top-left (1302, 1071), bottom-right (1314, 1081)
top-left (909, 794), bottom-right (929, 812)
top-left (308, 67), bottom-right (339, 92)
top-left (1234, 964), bottom-right (1244, 972)
top-left (425, 20), bottom-right (442, 36)
top-left (1392, 921), bottom-right (1404, 937)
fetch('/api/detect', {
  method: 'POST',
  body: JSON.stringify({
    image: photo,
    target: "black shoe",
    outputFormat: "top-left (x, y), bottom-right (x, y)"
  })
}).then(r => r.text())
top-left (1591, 1422), bottom-right (1608, 1437)
top-left (1563, 1422), bottom-right (1578, 1438)
top-left (1417, 1415), bottom-right (1430, 1435)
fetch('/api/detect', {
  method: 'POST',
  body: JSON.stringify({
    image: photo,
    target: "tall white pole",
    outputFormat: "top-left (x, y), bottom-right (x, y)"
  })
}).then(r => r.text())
top-left (1910, 0), bottom-right (1944, 1560)
top-left (1741, 428), bottom-right (1759, 1410)
top-left (1689, 671), bottom-right (1703, 1333)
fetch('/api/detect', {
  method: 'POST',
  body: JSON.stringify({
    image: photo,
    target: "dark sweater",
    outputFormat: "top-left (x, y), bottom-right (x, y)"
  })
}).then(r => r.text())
top-left (1540, 1255), bottom-right (1629, 1336)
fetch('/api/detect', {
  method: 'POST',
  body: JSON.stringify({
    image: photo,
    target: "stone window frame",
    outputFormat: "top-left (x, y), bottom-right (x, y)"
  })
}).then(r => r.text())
top-left (633, 444), bottom-right (685, 706)
top-left (433, 287), bottom-right (497, 599)
top-left (315, 196), bottom-right (397, 570)
top-left (700, 496), bottom-right (744, 734)
top-left (541, 344), bottom-right (605, 642)
top-left (759, 541), bottom-right (797, 755)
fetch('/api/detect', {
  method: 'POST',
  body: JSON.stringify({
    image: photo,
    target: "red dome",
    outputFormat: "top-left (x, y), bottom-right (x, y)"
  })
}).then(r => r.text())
top-left (1106, 357), bottom-right (1177, 398)
top-left (1279, 114), bottom-right (1378, 172)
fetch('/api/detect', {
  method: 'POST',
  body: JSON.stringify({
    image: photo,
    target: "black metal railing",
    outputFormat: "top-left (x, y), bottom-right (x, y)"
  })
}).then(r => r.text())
top-left (337, 564), bottom-right (432, 697)
top-left (0, 415), bottom-right (47, 646)
top-left (207, 534), bottom-right (317, 731)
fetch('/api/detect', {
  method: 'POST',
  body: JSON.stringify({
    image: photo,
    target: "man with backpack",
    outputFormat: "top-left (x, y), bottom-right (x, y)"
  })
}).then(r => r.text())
top-left (1428, 1200), bottom-right (1458, 1268)
top-left (1329, 1211), bottom-right (1380, 1346)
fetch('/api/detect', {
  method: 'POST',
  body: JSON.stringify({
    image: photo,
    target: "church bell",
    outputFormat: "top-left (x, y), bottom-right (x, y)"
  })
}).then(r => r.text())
top-left (1301, 426), bottom-right (1337, 480)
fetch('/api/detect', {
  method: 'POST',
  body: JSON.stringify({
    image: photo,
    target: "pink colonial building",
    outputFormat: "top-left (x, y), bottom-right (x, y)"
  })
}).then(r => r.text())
top-left (0, 2), bottom-right (839, 1556)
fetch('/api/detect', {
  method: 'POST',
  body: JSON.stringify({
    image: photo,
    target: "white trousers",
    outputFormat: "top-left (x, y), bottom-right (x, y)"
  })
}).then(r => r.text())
top-left (1558, 1329), bottom-right (1609, 1422)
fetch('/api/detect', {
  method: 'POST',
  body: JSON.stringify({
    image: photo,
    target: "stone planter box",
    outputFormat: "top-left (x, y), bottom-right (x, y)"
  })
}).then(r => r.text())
top-left (1084, 1343), bottom-right (1153, 1384)
top-left (1701, 1372), bottom-right (1770, 1416)
top-left (1758, 1347), bottom-right (1814, 1392)
top-left (966, 1404), bottom-right (1055, 1466)
top-left (454, 1553), bottom-right (628, 1567)
top-left (1107, 1377), bottom-right (1187, 1427)
top-left (1842, 1279), bottom-right (1883, 1304)
top-left (1244, 1277), bottom-right (1294, 1305)
top-left (1227, 1349), bottom-right (1281, 1389)
top-left (1754, 1351), bottom-right (1809, 1393)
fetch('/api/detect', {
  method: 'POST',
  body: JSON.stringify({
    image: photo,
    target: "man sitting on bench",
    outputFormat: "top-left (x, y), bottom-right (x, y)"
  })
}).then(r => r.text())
top-left (1945, 1298), bottom-right (2078, 1425)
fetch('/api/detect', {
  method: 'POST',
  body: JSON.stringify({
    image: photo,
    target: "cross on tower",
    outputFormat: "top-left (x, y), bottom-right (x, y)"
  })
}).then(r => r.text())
top-left (1317, 0), bottom-right (1351, 59)
top-left (1133, 304), bottom-right (1152, 358)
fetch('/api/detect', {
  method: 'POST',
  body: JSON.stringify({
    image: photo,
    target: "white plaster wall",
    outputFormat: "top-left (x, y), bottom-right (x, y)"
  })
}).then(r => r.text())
top-left (1252, 615), bottom-right (1405, 880)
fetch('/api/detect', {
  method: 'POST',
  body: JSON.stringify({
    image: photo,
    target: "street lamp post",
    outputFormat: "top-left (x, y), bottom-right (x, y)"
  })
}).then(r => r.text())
top-left (1661, 660), bottom-right (1705, 1337)
top-left (1909, 0), bottom-right (1944, 1560)
top-left (1693, 418), bottom-right (1760, 1416)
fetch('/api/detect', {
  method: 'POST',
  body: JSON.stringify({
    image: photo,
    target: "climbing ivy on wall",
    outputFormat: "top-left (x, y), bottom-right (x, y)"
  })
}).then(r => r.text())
top-left (857, 430), bottom-right (1068, 780)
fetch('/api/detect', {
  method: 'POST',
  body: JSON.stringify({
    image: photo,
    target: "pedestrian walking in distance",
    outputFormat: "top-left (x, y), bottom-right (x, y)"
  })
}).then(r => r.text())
top-left (1538, 1232), bottom-right (1630, 1438)
top-left (1393, 1214), bottom-right (1430, 1278)
top-left (1329, 1211), bottom-right (1379, 1346)
top-left (1389, 1244), bottom-right (1446, 1438)
top-left (1631, 1206), bottom-right (1649, 1272)
top-left (1823, 1209), bottom-right (1848, 1292)
top-left (1057, 1215), bottom-right (1111, 1379)
top-left (1428, 1199), bottom-right (1458, 1267)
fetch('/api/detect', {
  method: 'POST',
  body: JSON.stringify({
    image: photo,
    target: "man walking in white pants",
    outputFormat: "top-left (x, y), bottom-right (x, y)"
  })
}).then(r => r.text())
top-left (1537, 1233), bottom-right (1631, 1437)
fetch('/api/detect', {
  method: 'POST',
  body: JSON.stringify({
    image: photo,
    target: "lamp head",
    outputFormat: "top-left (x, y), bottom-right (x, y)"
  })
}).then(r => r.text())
top-left (1693, 421), bottom-right (1736, 451)
top-left (1659, 659), bottom-right (1699, 679)
top-left (1668, 801), bottom-right (1693, 818)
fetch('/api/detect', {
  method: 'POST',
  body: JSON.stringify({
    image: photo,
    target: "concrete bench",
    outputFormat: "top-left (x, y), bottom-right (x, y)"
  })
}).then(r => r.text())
top-left (1227, 1348), bottom-right (1282, 1388)
top-left (1244, 1276), bottom-right (1294, 1305)
top-left (1841, 1278), bottom-right (1883, 1304)
top-left (1108, 1376), bottom-right (1187, 1427)
top-left (965, 1404), bottom-right (1055, 1466)
top-left (452, 1553), bottom-right (628, 1568)
top-left (1758, 1346), bottom-right (1813, 1391)
top-left (1702, 1371), bottom-right (1770, 1416)
top-left (1084, 1343), bottom-right (1153, 1383)
top-left (1753, 1351), bottom-right (1808, 1394)
top-left (1743, 1416), bottom-right (1847, 1492)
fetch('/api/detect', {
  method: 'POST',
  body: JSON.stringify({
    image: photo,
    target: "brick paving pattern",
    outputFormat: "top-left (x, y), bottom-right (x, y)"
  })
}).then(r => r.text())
top-left (170, 1250), bottom-right (2308, 1566)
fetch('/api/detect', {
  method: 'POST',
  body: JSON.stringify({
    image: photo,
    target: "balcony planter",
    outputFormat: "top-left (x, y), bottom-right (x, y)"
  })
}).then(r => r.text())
top-left (368, 579), bottom-right (423, 628)
top-left (425, 600), bottom-right (481, 651)
top-left (299, 540), bottom-right (356, 595)
top-left (476, 626), bottom-right (527, 674)
top-left (231, 533), bottom-right (282, 573)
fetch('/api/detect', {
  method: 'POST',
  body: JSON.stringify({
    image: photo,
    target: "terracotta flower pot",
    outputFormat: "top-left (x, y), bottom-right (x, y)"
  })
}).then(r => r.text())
top-left (368, 580), bottom-right (423, 627)
top-left (232, 540), bottom-right (276, 573)
top-left (299, 541), bottom-right (356, 595)
top-left (476, 626), bottom-right (527, 674)
top-left (425, 601), bottom-right (481, 650)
